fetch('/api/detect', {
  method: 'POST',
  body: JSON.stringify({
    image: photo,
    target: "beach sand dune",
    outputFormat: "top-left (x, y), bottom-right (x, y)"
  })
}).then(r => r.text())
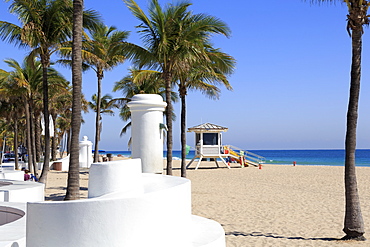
top-left (44, 160), bottom-right (370, 246)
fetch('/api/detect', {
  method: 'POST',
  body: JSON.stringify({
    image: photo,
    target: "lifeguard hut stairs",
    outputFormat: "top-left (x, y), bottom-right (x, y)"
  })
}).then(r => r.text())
top-left (186, 145), bottom-right (265, 170)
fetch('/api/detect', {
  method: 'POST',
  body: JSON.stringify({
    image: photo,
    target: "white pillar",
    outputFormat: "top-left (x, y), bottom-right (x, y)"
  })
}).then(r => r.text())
top-left (127, 94), bottom-right (167, 173)
top-left (79, 136), bottom-right (93, 168)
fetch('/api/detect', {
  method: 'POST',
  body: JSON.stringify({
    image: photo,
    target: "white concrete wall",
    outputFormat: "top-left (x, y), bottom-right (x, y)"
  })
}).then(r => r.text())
top-left (0, 203), bottom-right (26, 247)
top-left (127, 94), bottom-right (167, 173)
top-left (191, 215), bottom-right (226, 247)
top-left (27, 175), bottom-right (192, 247)
top-left (51, 136), bottom-right (93, 171)
top-left (50, 155), bottom-right (69, 171)
top-left (0, 171), bottom-right (23, 181)
top-left (0, 180), bottom-right (44, 202)
top-left (88, 159), bottom-right (143, 198)
top-left (26, 159), bottom-right (225, 247)
top-left (0, 180), bottom-right (44, 247)
top-left (0, 206), bottom-right (25, 225)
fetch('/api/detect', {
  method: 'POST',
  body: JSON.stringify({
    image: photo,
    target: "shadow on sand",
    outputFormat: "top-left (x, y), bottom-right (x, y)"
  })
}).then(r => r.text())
top-left (44, 186), bottom-right (88, 201)
top-left (225, 231), bottom-right (339, 242)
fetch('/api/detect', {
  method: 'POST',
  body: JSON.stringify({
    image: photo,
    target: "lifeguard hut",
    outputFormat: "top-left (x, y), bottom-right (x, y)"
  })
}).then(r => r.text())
top-left (186, 123), bottom-right (230, 170)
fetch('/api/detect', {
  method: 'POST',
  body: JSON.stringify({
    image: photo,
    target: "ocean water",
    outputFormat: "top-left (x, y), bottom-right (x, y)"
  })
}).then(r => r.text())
top-left (102, 149), bottom-right (370, 167)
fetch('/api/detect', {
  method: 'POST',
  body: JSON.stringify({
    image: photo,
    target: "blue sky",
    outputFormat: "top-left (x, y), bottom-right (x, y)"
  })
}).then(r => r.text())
top-left (1, 0), bottom-right (370, 150)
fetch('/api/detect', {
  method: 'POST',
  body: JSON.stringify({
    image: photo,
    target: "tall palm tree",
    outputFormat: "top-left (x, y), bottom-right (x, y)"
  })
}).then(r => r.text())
top-left (0, 99), bottom-right (23, 170)
top-left (84, 24), bottom-right (129, 163)
top-left (65, 0), bottom-right (84, 201)
top-left (0, 68), bottom-right (26, 170)
top-left (64, 0), bottom-right (85, 200)
top-left (308, 0), bottom-right (367, 240)
top-left (48, 78), bottom-right (71, 161)
top-left (176, 47), bottom-right (235, 177)
top-left (124, 0), bottom-right (231, 175)
top-left (0, 57), bottom-right (44, 173)
top-left (0, 0), bottom-right (100, 184)
top-left (0, 57), bottom-right (69, 176)
top-left (59, 23), bottom-right (129, 162)
top-left (34, 64), bottom-right (68, 165)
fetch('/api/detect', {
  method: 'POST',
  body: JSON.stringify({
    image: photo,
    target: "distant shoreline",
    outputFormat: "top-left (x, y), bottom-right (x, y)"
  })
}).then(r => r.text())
top-left (98, 149), bottom-right (370, 167)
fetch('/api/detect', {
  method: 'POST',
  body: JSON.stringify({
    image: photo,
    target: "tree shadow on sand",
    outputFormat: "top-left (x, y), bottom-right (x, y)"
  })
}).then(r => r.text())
top-left (225, 231), bottom-right (339, 242)
top-left (45, 186), bottom-right (88, 201)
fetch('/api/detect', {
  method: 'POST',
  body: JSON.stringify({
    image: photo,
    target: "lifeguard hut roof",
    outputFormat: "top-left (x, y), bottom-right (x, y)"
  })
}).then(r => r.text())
top-left (188, 123), bottom-right (228, 132)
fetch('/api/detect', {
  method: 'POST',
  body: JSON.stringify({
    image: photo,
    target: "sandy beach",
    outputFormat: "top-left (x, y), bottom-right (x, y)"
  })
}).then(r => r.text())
top-left (44, 160), bottom-right (370, 246)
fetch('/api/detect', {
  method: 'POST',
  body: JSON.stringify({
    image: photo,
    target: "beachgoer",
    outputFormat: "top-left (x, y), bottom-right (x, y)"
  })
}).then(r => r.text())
top-left (24, 170), bottom-right (31, 181)
top-left (30, 173), bottom-right (38, 182)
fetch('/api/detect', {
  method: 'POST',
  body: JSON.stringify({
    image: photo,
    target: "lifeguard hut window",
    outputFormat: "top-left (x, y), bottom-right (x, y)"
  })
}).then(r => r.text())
top-left (196, 133), bottom-right (218, 145)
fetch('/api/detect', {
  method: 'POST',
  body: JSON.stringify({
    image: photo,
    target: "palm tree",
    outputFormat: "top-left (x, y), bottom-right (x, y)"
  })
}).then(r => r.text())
top-left (65, 0), bottom-right (84, 201)
top-left (308, 0), bottom-right (367, 240)
top-left (64, 0), bottom-right (85, 200)
top-left (124, 0), bottom-right (231, 175)
top-left (0, 99), bottom-right (23, 170)
top-left (48, 79), bottom-right (71, 161)
top-left (0, 57), bottom-right (44, 173)
top-left (88, 93), bottom-right (119, 154)
top-left (0, 0), bottom-right (100, 184)
top-left (0, 57), bottom-right (69, 176)
top-left (176, 47), bottom-right (235, 177)
top-left (59, 23), bottom-right (129, 162)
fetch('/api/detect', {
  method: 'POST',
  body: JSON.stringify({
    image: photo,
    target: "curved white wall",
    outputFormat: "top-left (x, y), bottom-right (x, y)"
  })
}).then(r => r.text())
top-left (0, 180), bottom-right (44, 202)
top-left (88, 159), bottom-right (143, 198)
top-left (0, 203), bottom-right (27, 247)
top-left (26, 159), bottom-right (225, 247)
top-left (0, 171), bottom-right (23, 181)
top-left (0, 206), bottom-right (25, 225)
top-left (0, 179), bottom-right (44, 247)
top-left (27, 174), bottom-right (192, 247)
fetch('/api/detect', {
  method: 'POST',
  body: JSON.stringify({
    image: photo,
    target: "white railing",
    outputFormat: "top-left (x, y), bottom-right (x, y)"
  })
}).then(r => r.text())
top-left (224, 145), bottom-right (266, 164)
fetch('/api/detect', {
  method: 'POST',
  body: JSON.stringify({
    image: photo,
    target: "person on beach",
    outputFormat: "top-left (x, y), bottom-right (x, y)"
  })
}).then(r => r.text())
top-left (24, 170), bottom-right (31, 181)
top-left (24, 169), bottom-right (38, 181)
top-left (30, 173), bottom-right (38, 181)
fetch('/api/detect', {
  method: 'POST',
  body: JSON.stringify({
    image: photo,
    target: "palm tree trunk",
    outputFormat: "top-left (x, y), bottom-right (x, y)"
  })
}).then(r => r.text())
top-left (51, 136), bottom-right (57, 161)
top-left (65, 0), bottom-right (84, 200)
top-left (93, 74), bottom-right (102, 163)
top-left (180, 87), bottom-right (187, 178)
top-left (342, 27), bottom-right (365, 240)
top-left (39, 62), bottom-right (51, 184)
top-left (35, 113), bottom-right (41, 162)
top-left (31, 116), bottom-right (37, 175)
top-left (51, 113), bottom-right (57, 161)
top-left (29, 102), bottom-right (37, 174)
top-left (67, 129), bottom-right (71, 155)
top-left (13, 118), bottom-right (19, 170)
top-left (164, 72), bottom-right (173, 175)
top-left (24, 99), bottom-right (34, 173)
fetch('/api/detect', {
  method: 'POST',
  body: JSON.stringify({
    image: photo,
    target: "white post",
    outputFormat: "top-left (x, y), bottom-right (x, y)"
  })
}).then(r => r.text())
top-left (79, 136), bottom-right (93, 168)
top-left (127, 94), bottom-right (167, 173)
